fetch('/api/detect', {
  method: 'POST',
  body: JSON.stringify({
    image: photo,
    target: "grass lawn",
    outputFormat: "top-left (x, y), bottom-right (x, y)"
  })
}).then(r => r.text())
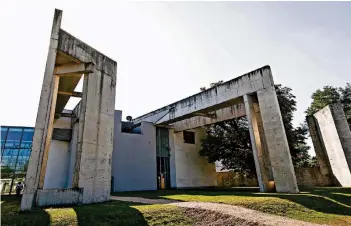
top-left (114, 187), bottom-right (351, 226)
top-left (1, 196), bottom-right (194, 226)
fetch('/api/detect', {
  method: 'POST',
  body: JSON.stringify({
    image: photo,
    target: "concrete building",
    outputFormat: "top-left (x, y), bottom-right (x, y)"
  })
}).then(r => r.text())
top-left (20, 8), bottom-right (315, 210)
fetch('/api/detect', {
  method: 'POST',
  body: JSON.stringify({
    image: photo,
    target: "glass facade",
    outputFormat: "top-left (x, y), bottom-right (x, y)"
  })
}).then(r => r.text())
top-left (1, 126), bottom-right (34, 195)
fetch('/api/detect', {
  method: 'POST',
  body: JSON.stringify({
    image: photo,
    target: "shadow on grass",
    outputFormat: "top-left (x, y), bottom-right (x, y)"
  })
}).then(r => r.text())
top-left (1, 195), bottom-right (50, 226)
top-left (113, 187), bottom-right (351, 216)
top-left (1, 195), bottom-right (150, 226)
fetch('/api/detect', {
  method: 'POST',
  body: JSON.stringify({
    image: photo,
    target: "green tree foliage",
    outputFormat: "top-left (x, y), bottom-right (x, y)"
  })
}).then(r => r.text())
top-left (199, 83), bottom-right (311, 176)
top-left (306, 83), bottom-right (351, 125)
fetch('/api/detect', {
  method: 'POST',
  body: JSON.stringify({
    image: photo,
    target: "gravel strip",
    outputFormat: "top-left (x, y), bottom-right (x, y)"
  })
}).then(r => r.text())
top-left (171, 201), bottom-right (327, 226)
top-left (110, 196), bottom-right (178, 204)
top-left (111, 196), bottom-right (327, 226)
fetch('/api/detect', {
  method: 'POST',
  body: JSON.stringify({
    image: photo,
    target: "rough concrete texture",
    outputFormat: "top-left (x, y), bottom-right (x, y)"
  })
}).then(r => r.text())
top-left (306, 116), bottom-right (335, 185)
top-left (312, 104), bottom-right (351, 186)
top-left (244, 94), bottom-right (273, 192)
top-left (112, 110), bottom-right (157, 192)
top-left (168, 128), bottom-right (177, 188)
top-left (329, 104), bottom-right (351, 171)
top-left (133, 66), bottom-right (273, 125)
top-left (44, 116), bottom-right (71, 189)
top-left (257, 87), bottom-right (299, 193)
top-left (173, 128), bottom-right (217, 188)
top-left (36, 188), bottom-right (83, 207)
top-left (21, 9), bottom-right (117, 210)
top-left (21, 9), bottom-right (62, 211)
top-left (173, 103), bottom-right (246, 132)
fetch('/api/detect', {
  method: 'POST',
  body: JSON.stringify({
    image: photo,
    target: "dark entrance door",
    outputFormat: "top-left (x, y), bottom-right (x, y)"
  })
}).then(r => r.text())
top-left (156, 127), bottom-right (170, 189)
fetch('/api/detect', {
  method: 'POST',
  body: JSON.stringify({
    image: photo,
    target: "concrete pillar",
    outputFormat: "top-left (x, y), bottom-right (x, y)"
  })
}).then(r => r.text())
top-left (74, 68), bottom-right (116, 204)
top-left (21, 9), bottom-right (62, 211)
top-left (306, 116), bottom-right (334, 183)
top-left (311, 104), bottom-right (351, 186)
top-left (257, 87), bottom-right (299, 193)
top-left (329, 104), bottom-right (351, 172)
top-left (244, 94), bottom-right (274, 192)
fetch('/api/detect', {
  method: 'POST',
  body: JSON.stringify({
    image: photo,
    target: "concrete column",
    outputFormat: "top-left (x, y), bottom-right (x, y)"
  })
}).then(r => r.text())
top-left (306, 116), bottom-right (334, 183)
top-left (330, 104), bottom-right (351, 172)
top-left (21, 9), bottom-right (62, 211)
top-left (244, 94), bottom-right (274, 192)
top-left (312, 104), bottom-right (351, 186)
top-left (74, 68), bottom-right (116, 204)
top-left (257, 87), bottom-right (299, 193)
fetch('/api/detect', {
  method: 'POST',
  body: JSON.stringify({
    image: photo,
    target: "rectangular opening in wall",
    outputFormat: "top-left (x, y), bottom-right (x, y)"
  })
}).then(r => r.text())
top-left (183, 131), bottom-right (195, 144)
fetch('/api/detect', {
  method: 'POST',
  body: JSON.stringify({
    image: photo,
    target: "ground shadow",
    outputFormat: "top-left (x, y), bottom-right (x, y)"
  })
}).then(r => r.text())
top-left (1, 195), bottom-right (151, 226)
top-left (1, 195), bottom-right (50, 226)
top-left (73, 200), bottom-right (149, 226)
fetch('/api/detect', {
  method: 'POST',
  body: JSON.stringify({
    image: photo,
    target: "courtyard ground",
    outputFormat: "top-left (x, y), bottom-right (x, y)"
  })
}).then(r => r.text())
top-left (1, 187), bottom-right (350, 226)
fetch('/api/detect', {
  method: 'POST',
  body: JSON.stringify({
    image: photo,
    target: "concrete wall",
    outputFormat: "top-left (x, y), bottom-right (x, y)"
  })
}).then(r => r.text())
top-left (36, 188), bottom-right (83, 207)
top-left (66, 122), bottom-right (79, 188)
top-left (112, 111), bottom-right (157, 192)
top-left (173, 128), bottom-right (217, 188)
top-left (217, 172), bottom-right (258, 187)
top-left (44, 117), bottom-right (71, 189)
top-left (295, 167), bottom-right (334, 187)
top-left (313, 104), bottom-right (351, 186)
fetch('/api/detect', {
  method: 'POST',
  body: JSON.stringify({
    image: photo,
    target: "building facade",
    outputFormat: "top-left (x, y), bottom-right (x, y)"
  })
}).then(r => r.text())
top-left (1, 126), bottom-right (34, 195)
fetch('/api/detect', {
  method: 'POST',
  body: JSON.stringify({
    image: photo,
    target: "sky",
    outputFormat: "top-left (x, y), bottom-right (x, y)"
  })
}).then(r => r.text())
top-left (1, 1), bottom-right (350, 155)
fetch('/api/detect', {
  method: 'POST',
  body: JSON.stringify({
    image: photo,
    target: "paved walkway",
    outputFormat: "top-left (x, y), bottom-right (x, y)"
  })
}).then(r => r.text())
top-left (111, 196), bottom-right (327, 226)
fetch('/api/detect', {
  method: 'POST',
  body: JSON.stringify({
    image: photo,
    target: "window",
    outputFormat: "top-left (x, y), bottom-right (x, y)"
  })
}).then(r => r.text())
top-left (183, 131), bottom-right (195, 144)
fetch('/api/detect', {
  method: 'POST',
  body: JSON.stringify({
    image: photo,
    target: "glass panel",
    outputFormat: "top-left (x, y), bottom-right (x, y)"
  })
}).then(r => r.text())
top-left (20, 129), bottom-right (34, 148)
top-left (5, 128), bottom-right (23, 148)
top-left (1, 127), bottom-right (8, 148)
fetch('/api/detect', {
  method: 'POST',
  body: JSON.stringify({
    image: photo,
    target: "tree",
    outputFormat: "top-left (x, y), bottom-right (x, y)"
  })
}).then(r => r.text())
top-left (306, 83), bottom-right (351, 125)
top-left (199, 83), bottom-right (311, 176)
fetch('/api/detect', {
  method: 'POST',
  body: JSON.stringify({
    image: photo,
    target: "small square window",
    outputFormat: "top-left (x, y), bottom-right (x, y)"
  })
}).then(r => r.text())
top-left (183, 131), bottom-right (195, 144)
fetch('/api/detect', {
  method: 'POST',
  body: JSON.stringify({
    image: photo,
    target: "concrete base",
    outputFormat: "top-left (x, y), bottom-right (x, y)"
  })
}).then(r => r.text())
top-left (36, 188), bottom-right (83, 207)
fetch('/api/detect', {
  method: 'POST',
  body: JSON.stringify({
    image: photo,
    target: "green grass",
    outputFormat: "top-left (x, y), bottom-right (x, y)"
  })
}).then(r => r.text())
top-left (2, 188), bottom-right (351, 226)
top-left (1, 196), bottom-right (193, 226)
top-left (114, 187), bottom-right (351, 226)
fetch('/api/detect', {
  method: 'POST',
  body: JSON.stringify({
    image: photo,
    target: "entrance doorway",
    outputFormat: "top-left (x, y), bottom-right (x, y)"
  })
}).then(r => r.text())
top-left (156, 127), bottom-right (170, 189)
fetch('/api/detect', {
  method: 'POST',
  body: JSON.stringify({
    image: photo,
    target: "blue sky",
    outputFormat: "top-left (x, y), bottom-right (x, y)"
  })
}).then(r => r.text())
top-left (1, 1), bottom-right (350, 155)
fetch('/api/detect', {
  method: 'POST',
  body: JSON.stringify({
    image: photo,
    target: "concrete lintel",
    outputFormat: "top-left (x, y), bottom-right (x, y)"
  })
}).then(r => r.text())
top-left (134, 65), bottom-right (273, 125)
top-left (173, 103), bottom-right (246, 132)
top-left (54, 62), bottom-right (94, 76)
top-left (192, 112), bottom-right (217, 119)
top-left (58, 91), bottom-right (82, 98)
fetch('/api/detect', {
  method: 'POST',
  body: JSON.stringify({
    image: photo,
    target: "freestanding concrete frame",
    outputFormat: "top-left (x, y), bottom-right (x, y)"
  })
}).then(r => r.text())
top-left (133, 66), bottom-right (299, 193)
top-left (21, 9), bottom-right (117, 211)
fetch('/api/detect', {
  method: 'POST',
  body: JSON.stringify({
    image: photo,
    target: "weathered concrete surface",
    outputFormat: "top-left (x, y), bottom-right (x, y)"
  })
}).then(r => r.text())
top-left (133, 66), bottom-right (273, 125)
top-left (36, 188), bottom-right (83, 207)
top-left (257, 87), bottom-right (299, 193)
top-left (168, 128), bottom-right (177, 188)
top-left (173, 103), bottom-right (246, 132)
top-left (329, 104), bottom-right (351, 171)
top-left (311, 104), bottom-right (351, 186)
top-left (244, 94), bottom-right (273, 192)
top-left (173, 128), bottom-right (217, 188)
top-left (306, 116), bottom-right (335, 185)
top-left (21, 9), bottom-right (62, 211)
top-left (44, 116), bottom-right (71, 189)
top-left (112, 111), bottom-right (157, 192)
top-left (21, 9), bottom-right (117, 210)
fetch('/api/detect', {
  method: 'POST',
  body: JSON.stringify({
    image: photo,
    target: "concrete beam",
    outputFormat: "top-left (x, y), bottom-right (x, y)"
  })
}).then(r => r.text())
top-left (134, 66), bottom-right (273, 125)
top-left (58, 91), bottom-right (82, 98)
top-left (173, 103), bottom-right (246, 132)
top-left (54, 63), bottom-right (94, 76)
